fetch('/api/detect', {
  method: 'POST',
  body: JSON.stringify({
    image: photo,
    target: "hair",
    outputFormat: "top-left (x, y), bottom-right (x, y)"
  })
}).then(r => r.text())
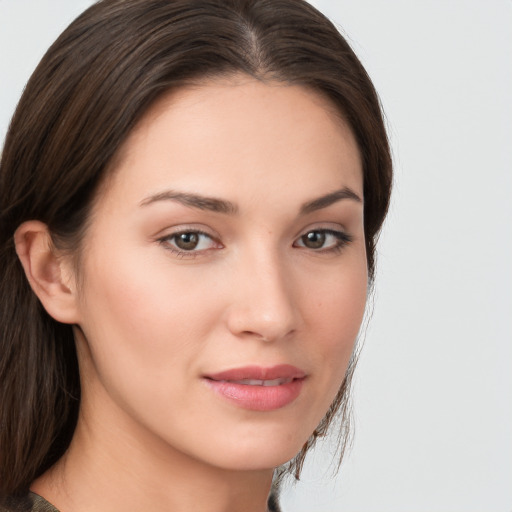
top-left (0, 0), bottom-right (392, 499)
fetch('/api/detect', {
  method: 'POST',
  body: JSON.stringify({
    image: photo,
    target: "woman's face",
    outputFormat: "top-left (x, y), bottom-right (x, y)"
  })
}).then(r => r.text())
top-left (71, 76), bottom-right (367, 471)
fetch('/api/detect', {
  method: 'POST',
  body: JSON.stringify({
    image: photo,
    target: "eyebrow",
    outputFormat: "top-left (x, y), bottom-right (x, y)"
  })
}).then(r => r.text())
top-left (300, 187), bottom-right (362, 215)
top-left (139, 186), bottom-right (362, 215)
top-left (140, 190), bottom-right (238, 214)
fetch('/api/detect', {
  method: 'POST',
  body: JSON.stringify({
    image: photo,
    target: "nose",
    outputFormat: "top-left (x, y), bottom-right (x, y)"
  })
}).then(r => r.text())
top-left (225, 250), bottom-right (299, 343)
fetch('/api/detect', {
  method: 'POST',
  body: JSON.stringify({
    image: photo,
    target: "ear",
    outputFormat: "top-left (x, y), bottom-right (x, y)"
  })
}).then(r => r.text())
top-left (14, 220), bottom-right (81, 324)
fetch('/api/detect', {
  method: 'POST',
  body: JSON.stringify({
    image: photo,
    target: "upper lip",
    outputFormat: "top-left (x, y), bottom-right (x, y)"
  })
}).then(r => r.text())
top-left (205, 364), bottom-right (306, 382)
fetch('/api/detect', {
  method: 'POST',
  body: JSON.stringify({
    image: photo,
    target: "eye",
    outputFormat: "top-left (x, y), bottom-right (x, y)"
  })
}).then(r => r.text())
top-left (159, 230), bottom-right (220, 254)
top-left (294, 229), bottom-right (352, 252)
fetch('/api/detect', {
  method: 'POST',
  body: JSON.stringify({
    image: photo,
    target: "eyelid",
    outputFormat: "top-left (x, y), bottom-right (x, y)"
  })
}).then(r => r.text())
top-left (154, 223), bottom-right (219, 240)
top-left (293, 220), bottom-right (348, 237)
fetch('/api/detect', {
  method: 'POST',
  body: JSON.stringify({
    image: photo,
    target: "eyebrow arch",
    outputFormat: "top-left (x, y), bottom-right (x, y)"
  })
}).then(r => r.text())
top-left (139, 190), bottom-right (238, 215)
top-left (300, 187), bottom-right (362, 215)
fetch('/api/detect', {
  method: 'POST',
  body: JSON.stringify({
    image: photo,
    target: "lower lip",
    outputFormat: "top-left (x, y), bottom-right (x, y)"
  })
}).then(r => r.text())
top-left (204, 378), bottom-right (305, 411)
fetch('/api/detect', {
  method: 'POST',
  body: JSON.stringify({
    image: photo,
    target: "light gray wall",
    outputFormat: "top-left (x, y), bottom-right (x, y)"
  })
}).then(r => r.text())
top-left (1, 1), bottom-right (511, 511)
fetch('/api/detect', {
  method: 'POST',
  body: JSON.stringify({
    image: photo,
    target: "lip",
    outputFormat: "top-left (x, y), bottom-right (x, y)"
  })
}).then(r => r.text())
top-left (203, 365), bottom-right (306, 411)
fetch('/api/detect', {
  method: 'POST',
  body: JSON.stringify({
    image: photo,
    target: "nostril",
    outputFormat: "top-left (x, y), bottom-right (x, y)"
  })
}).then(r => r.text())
top-left (240, 330), bottom-right (270, 342)
top-left (239, 328), bottom-right (295, 343)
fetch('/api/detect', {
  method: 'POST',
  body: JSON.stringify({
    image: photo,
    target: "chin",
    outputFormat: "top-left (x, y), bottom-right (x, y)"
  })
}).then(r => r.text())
top-left (188, 421), bottom-right (313, 472)
top-left (209, 448), bottom-right (301, 473)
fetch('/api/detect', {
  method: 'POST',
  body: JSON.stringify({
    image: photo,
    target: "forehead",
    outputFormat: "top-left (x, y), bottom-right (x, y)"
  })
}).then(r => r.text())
top-left (101, 75), bottom-right (363, 208)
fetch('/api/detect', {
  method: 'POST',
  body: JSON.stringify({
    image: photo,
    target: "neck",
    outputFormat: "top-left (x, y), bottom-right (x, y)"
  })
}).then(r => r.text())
top-left (32, 393), bottom-right (275, 512)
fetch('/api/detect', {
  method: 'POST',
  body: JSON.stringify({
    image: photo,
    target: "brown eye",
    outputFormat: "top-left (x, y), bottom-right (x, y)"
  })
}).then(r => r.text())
top-left (160, 230), bottom-right (219, 255)
top-left (301, 231), bottom-right (326, 249)
top-left (174, 232), bottom-right (200, 250)
top-left (294, 229), bottom-right (353, 252)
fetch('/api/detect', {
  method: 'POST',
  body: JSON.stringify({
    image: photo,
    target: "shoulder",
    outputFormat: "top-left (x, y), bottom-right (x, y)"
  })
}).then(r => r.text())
top-left (0, 493), bottom-right (59, 512)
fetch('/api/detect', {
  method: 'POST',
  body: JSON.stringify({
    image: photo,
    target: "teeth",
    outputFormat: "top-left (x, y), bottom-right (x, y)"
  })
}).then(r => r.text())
top-left (230, 378), bottom-right (292, 386)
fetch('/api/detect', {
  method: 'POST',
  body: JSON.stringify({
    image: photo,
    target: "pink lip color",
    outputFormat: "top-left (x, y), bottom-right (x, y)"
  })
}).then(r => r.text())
top-left (203, 365), bottom-right (306, 412)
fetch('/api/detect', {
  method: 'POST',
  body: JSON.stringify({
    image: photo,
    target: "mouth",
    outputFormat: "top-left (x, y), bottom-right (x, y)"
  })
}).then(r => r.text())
top-left (203, 365), bottom-right (306, 411)
top-left (224, 377), bottom-right (294, 386)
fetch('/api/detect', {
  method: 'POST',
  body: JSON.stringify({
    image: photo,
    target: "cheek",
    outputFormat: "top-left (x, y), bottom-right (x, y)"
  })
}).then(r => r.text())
top-left (303, 255), bottom-right (367, 391)
top-left (75, 242), bottom-right (236, 419)
top-left (74, 250), bottom-right (220, 432)
top-left (79, 250), bottom-right (219, 362)
top-left (309, 250), bottom-right (367, 330)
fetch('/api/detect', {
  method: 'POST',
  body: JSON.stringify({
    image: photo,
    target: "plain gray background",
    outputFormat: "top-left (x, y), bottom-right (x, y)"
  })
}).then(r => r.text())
top-left (1, 1), bottom-right (511, 511)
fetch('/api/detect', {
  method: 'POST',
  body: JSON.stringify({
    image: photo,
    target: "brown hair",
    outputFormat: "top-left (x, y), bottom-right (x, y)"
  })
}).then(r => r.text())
top-left (0, 0), bottom-right (392, 498)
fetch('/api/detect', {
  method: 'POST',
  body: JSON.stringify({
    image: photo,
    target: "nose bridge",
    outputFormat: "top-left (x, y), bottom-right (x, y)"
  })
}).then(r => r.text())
top-left (227, 241), bottom-right (298, 341)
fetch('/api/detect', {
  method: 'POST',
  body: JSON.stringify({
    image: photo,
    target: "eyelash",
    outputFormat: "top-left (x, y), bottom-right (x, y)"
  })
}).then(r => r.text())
top-left (157, 228), bottom-right (353, 258)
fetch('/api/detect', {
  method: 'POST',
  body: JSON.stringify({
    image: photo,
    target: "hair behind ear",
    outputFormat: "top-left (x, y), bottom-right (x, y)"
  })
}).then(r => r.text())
top-left (0, 235), bottom-right (80, 499)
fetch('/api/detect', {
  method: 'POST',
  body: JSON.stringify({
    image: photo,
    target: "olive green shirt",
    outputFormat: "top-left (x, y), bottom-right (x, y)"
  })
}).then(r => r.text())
top-left (1, 491), bottom-right (281, 511)
top-left (0, 493), bottom-right (58, 512)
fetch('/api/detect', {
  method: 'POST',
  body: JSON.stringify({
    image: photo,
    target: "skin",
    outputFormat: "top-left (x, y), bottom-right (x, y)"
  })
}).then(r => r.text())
top-left (20, 75), bottom-right (367, 512)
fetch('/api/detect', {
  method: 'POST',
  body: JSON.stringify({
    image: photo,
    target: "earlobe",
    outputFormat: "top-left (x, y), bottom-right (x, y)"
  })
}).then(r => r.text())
top-left (14, 221), bottom-right (81, 324)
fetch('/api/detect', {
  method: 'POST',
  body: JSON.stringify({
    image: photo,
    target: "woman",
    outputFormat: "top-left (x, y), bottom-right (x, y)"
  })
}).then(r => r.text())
top-left (0, 0), bottom-right (392, 510)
